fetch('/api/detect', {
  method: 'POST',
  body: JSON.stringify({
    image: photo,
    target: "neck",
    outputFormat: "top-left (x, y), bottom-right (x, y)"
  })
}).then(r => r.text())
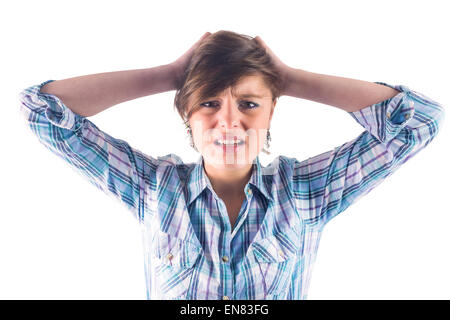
top-left (202, 158), bottom-right (255, 198)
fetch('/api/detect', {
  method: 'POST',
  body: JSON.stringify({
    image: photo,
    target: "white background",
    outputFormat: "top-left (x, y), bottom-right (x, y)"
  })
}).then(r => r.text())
top-left (1, 0), bottom-right (449, 299)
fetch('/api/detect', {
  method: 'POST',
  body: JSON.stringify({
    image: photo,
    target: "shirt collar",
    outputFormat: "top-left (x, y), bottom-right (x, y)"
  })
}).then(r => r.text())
top-left (186, 155), bottom-right (273, 206)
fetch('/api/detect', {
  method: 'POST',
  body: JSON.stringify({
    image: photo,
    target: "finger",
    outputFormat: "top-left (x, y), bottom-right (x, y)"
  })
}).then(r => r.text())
top-left (188, 33), bottom-right (210, 52)
top-left (255, 38), bottom-right (269, 56)
top-left (190, 32), bottom-right (210, 50)
top-left (253, 36), bottom-right (267, 50)
top-left (200, 32), bottom-right (211, 42)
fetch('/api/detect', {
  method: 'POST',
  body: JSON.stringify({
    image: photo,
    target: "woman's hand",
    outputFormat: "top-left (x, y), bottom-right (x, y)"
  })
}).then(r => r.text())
top-left (171, 32), bottom-right (212, 89)
top-left (253, 36), bottom-right (292, 96)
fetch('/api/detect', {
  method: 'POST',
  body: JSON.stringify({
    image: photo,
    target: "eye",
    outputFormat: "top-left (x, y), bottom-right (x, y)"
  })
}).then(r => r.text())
top-left (240, 101), bottom-right (259, 109)
top-left (200, 101), bottom-right (220, 108)
top-left (199, 101), bottom-right (259, 109)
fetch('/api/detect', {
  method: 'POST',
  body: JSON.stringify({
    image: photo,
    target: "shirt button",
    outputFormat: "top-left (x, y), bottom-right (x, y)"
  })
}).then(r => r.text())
top-left (247, 189), bottom-right (252, 195)
top-left (166, 253), bottom-right (173, 261)
top-left (222, 295), bottom-right (230, 300)
top-left (404, 113), bottom-right (411, 119)
top-left (278, 250), bottom-right (285, 257)
top-left (222, 256), bottom-right (229, 263)
top-left (386, 111), bottom-right (391, 119)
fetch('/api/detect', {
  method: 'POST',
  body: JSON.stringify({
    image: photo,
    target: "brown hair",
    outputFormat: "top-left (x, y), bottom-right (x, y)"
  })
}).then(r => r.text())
top-left (173, 30), bottom-right (285, 128)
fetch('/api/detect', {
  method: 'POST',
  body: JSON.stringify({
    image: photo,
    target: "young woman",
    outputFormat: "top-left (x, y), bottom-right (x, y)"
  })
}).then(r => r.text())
top-left (19, 30), bottom-right (445, 300)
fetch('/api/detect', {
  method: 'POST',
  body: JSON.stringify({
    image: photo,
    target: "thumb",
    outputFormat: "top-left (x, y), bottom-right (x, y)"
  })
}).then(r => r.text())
top-left (201, 32), bottom-right (212, 41)
top-left (253, 36), bottom-right (265, 49)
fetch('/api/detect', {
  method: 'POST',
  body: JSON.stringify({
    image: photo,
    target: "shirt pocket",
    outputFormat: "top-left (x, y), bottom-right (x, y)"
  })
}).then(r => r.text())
top-left (151, 231), bottom-right (202, 299)
top-left (249, 226), bottom-right (301, 298)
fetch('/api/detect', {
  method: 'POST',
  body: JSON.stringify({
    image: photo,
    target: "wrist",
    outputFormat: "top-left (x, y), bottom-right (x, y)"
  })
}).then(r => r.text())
top-left (282, 67), bottom-right (311, 98)
top-left (168, 61), bottom-right (185, 91)
top-left (163, 62), bottom-right (179, 91)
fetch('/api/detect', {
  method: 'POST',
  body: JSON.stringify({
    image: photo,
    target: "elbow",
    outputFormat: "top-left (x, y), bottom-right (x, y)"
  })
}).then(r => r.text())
top-left (430, 101), bottom-right (445, 140)
top-left (409, 94), bottom-right (446, 143)
top-left (18, 89), bottom-right (39, 120)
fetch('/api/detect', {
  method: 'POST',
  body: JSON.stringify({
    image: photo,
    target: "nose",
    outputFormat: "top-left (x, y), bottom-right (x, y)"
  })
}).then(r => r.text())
top-left (216, 92), bottom-right (241, 130)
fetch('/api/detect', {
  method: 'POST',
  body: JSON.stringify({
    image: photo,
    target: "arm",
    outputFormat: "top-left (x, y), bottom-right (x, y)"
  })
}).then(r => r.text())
top-left (19, 33), bottom-right (212, 222)
top-left (40, 63), bottom-right (177, 117)
top-left (252, 35), bottom-right (400, 112)
top-left (19, 34), bottom-right (211, 222)
top-left (39, 32), bottom-right (211, 117)
top-left (290, 81), bottom-right (445, 228)
top-left (19, 80), bottom-right (159, 222)
top-left (282, 68), bottom-right (401, 112)
top-left (251, 36), bottom-right (445, 227)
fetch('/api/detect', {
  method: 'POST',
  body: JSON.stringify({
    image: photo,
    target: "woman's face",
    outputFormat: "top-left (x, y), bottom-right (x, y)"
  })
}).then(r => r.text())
top-left (188, 74), bottom-right (276, 170)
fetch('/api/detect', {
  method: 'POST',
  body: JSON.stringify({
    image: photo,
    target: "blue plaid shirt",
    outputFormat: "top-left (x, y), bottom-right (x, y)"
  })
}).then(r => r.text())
top-left (19, 79), bottom-right (445, 300)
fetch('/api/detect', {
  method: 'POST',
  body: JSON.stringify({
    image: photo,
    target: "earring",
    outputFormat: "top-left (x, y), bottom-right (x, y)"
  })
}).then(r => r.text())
top-left (186, 123), bottom-right (198, 152)
top-left (262, 129), bottom-right (271, 155)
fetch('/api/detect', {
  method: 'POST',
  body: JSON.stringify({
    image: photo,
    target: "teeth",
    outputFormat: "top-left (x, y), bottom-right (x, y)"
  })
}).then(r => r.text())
top-left (215, 139), bottom-right (243, 145)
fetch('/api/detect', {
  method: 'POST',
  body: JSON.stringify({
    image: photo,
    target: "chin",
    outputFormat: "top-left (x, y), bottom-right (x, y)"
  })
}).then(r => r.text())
top-left (203, 153), bottom-right (257, 168)
top-left (200, 143), bottom-right (261, 167)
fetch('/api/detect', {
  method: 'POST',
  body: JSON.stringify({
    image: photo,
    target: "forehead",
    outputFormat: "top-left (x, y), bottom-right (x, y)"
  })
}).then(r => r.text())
top-left (227, 74), bottom-right (271, 97)
top-left (191, 74), bottom-right (271, 100)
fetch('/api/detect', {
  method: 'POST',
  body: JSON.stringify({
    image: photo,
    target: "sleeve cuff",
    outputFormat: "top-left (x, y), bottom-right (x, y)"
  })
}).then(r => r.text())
top-left (347, 82), bottom-right (414, 143)
top-left (37, 79), bottom-right (86, 132)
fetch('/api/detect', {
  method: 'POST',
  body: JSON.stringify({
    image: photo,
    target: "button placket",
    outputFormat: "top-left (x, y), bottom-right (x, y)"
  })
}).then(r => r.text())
top-left (231, 193), bottom-right (251, 239)
top-left (166, 252), bottom-right (173, 266)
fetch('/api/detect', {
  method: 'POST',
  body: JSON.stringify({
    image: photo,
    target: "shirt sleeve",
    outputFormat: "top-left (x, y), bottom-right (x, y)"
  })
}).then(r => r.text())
top-left (291, 82), bottom-right (445, 229)
top-left (18, 79), bottom-right (160, 223)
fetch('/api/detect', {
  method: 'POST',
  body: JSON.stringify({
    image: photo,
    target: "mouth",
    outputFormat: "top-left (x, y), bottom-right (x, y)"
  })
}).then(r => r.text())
top-left (213, 138), bottom-right (245, 147)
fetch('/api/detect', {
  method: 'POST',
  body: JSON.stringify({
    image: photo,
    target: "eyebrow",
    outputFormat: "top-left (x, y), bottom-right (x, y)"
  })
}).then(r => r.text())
top-left (204, 92), bottom-right (267, 100)
top-left (234, 93), bottom-right (265, 99)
